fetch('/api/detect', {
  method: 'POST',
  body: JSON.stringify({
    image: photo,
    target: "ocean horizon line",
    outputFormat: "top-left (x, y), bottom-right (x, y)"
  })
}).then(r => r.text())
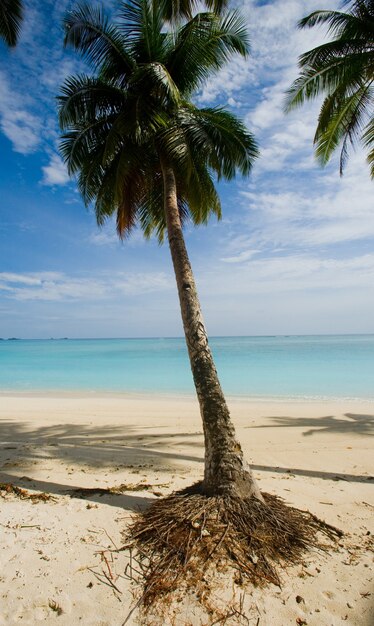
top-left (2, 332), bottom-right (374, 341)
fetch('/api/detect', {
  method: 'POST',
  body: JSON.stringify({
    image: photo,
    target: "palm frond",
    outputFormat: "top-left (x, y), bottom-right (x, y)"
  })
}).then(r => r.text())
top-left (182, 158), bottom-right (221, 224)
top-left (286, 0), bottom-right (374, 175)
top-left (167, 10), bottom-right (249, 95)
top-left (0, 0), bottom-right (23, 46)
top-left (299, 8), bottom-right (374, 39)
top-left (118, 0), bottom-right (167, 62)
top-left (285, 49), bottom-right (372, 111)
top-left (362, 116), bottom-right (374, 177)
top-left (60, 117), bottom-right (115, 176)
top-left (298, 40), bottom-right (372, 70)
top-left (77, 148), bottom-right (107, 206)
top-left (58, 75), bottom-right (126, 128)
top-left (128, 62), bottom-right (181, 108)
top-left (314, 83), bottom-right (373, 173)
top-left (137, 172), bottom-right (166, 241)
top-left (180, 106), bottom-right (259, 179)
top-left (162, 0), bottom-right (228, 21)
top-left (63, 3), bottom-right (135, 84)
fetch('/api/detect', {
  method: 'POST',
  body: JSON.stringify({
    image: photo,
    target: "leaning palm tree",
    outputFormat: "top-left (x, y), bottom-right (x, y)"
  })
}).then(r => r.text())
top-left (0, 0), bottom-right (23, 46)
top-left (60, 0), bottom-right (260, 501)
top-left (59, 0), bottom-right (339, 611)
top-left (285, 0), bottom-right (374, 177)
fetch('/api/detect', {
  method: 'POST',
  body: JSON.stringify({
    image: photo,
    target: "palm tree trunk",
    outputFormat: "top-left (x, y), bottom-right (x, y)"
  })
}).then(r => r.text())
top-left (161, 162), bottom-right (262, 500)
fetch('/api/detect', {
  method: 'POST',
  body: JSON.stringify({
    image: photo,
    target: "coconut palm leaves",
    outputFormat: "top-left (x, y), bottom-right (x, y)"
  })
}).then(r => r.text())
top-left (285, 0), bottom-right (374, 177)
top-left (162, 0), bottom-right (228, 21)
top-left (59, 0), bottom-right (258, 240)
top-left (0, 0), bottom-right (23, 46)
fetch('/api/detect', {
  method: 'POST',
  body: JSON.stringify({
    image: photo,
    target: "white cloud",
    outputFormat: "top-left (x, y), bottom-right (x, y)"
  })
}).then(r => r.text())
top-left (198, 55), bottom-right (255, 104)
top-left (116, 272), bottom-right (172, 295)
top-left (197, 0), bottom-right (339, 106)
top-left (243, 0), bottom-right (340, 80)
top-left (90, 225), bottom-right (147, 247)
top-left (89, 231), bottom-right (120, 246)
top-left (0, 271), bottom-right (173, 302)
top-left (41, 154), bottom-right (70, 186)
top-left (200, 252), bottom-right (374, 297)
top-left (0, 71), bottom-right (41, 153)
top-left (236, 152), bottom-right (374, 250)
top-left (0, 0), bottom-right (83, 164)
top-left (221, 250), bottom-right (259, 264)
top-left (0, 272), bottom-right (62, 286)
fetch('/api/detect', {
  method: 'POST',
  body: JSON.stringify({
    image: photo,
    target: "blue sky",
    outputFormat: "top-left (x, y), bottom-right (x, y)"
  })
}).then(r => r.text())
top-left (0, 0), bottom-right (373, 339)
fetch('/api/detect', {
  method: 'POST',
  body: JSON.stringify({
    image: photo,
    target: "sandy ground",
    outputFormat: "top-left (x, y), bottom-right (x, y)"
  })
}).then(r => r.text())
top-left (0, 393), bottom-right (373, 625)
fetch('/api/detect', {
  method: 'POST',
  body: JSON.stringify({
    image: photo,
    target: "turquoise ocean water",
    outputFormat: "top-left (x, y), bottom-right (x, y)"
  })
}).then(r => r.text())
top-left (0, 335), bottom-right (373, 400)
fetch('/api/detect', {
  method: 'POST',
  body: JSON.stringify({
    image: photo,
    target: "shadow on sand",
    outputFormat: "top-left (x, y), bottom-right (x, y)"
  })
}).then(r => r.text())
top-left (248, 412), bottom-right (374, 437)
top-left (0, 470), bottom-right (154, 510)
top-left (1, 413), bottom-right (373, 509)
top-left (250, 464), bottom-right (373, 484)
top-left (0, 420), bottom-right (204, 510)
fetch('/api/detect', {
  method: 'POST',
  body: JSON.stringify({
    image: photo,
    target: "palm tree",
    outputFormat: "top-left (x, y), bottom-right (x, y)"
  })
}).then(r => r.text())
top-left (59, 2), bottom-right (339, 604)
top-left (285, 0), bottom-right (374, 177)
top-left (59, 0), bottom-right (261, 499)
top-left (0, 0), bottom-right (23, 46)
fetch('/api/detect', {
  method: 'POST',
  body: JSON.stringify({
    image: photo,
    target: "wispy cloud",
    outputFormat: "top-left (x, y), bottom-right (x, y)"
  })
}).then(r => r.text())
top-left (221, 250), bottom-right (259, 264)
top-left (89, 231), bottom-right (120, 247)
top-left (41, 153), bottom-right (70, 186)
top-left (0, 271), bottom-right (173, 301)
top-left (0, 71), bottom-right (41, 153)
top-left (89, 225), bottom-right (147, 247)
top-left (200, 252), bottom-right (374, 297)
top-left (235, 152), bottom-right (374, 250)
top-left (0, 1), bottom-right (82, 165)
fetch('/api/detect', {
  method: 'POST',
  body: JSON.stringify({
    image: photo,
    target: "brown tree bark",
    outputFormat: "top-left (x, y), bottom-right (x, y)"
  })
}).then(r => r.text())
top-left (161, 161), bottom-right (262, 500)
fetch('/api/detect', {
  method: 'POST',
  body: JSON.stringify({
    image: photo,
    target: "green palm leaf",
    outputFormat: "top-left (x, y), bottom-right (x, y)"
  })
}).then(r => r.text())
top-left (63, 4), bottom-right (135, 84)
top-left (0, 0), bottom-right (23, 46)
top-left (118, 0), bottom-right (167, 62)
top-left (315, 83), bottom-right (373, 173)
top-left (166, 10), bottom-right (249, 96)
top-left (362, 115), bottom-right (374, 175)
top-left (286, 0), bottom-right (374, 176)
top-left (162, 0), bottom-right (228, 21)
top-left (58, 75), bottom-right (126, 128)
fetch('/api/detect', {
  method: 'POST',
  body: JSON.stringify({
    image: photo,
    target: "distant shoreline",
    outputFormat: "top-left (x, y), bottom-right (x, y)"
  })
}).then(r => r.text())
top-left (1, 333), bottom-right (374, 341)
top-left (0, 390), bottom-right (373, 403)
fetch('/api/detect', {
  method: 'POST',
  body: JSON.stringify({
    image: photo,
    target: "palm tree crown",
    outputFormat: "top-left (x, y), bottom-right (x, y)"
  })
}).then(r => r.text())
top-left (285, 0), bottom-right (374, 177)
top-left (58, 0), bottom-right (258, 240)
top-left (0, 0), bottom-right (23, 47)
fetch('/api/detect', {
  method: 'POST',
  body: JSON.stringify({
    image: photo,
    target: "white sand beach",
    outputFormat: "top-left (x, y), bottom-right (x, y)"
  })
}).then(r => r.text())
top-left (0, 394), bottom-right (373, 625)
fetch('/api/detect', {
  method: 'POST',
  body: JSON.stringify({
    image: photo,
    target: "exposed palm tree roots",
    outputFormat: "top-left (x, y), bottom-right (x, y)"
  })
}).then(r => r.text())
top-left (124, 482), bottom-right (342, 610)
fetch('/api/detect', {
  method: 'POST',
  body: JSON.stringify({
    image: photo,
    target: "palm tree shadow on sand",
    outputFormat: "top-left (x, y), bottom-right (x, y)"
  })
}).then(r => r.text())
top-left (249, 413), bottom-right (374, 437)
top-left (0, 419), bottom-right (204, 510)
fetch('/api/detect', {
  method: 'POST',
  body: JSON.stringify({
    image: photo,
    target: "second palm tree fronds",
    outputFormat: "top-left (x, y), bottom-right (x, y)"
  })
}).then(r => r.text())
top-left (0, 0), bottom-right (23, 46)
top-left (59, 0), bottom-right (340, 615)
top-left (285, 0), bottom-right (374, 177)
